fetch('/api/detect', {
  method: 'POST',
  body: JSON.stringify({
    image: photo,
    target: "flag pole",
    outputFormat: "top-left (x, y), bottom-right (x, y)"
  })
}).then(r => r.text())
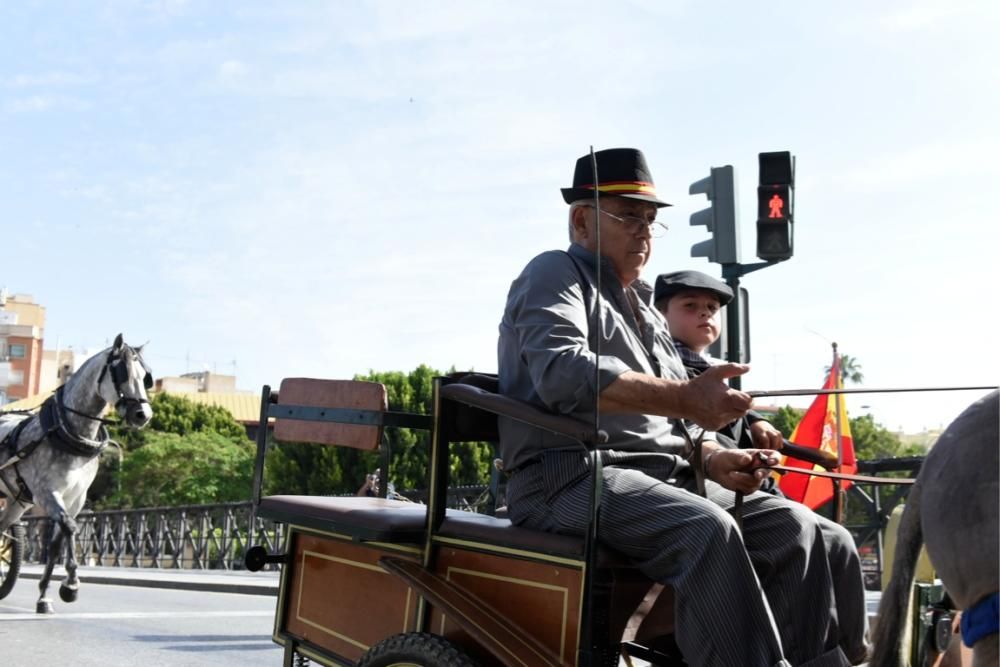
top-left (832, 343), bottom-right (845, 524)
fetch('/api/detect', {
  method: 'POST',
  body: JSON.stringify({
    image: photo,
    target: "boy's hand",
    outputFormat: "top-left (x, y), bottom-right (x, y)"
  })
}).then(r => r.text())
top-left (706, 448), bottom-right (779, 494)
top-left (683, 364), bottom-right (752, 430)
top-left (750, 420), bottom-right (783, 450)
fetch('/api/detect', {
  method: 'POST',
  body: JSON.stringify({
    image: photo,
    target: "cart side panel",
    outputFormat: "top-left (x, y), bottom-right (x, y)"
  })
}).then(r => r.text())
top-left (279, 529), bottom-right (421, 663)
top-left (428, 545), bottom-right (584, 666)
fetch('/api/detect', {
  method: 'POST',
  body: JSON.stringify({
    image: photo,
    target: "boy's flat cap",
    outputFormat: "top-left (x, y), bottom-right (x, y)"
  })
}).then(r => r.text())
top-left (654, 270), bottom-right (734, 306)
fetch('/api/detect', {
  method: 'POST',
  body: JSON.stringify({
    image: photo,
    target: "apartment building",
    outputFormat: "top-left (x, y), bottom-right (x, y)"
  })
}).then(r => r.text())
top-left (0, 290), bottom-right (45, 403)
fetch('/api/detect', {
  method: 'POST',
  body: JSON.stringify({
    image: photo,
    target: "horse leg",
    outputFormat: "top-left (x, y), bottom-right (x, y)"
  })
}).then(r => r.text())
top-left (58, 513), bottom-right (81, 603)
top-left (36, 518), bottom-right (67, 614)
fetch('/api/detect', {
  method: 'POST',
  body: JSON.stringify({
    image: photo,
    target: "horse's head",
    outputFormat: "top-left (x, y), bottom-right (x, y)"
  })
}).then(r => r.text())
top-left (97, 333), bottom-right (154, 428)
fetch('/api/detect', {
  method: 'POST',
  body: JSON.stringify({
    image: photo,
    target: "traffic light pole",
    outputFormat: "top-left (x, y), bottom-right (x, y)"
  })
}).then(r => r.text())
top-left (721, 260), bottom-right (781, 390)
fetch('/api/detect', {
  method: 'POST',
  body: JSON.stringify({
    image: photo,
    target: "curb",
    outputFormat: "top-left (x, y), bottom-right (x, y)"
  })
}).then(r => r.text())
top-left (17, 565), bottom-right (279, 597)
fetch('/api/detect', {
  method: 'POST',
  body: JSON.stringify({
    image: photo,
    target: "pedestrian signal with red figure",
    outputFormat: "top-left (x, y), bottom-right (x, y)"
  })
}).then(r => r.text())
top-left (756, 151), bottom-right (794, 261)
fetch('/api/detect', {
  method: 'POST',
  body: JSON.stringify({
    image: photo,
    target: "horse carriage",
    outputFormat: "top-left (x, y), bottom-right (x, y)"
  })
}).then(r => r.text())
top-left (247, 370), bottom-right (960, 667)
top-left (246, 372), bottom-right (679, 666)
top-left (246, 369), bottom-right (1000, 667)
top-left (0, 334), bottom-right (153, 612)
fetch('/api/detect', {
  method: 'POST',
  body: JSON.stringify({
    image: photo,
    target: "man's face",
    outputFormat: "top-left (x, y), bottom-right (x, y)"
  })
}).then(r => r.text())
top-left (574, 196), bottom-right (659, 286)
top-left (658, 289), bottom-right (722, 353)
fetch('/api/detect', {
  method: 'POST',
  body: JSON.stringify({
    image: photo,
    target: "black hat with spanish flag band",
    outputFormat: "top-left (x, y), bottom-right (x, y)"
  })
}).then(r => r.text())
top-left (561, 147), bottom-right (672, 208)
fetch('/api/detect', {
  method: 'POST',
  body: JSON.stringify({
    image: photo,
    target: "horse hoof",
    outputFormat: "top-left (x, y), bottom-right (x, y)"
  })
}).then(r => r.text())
top-left (59, 584), bottom-right (78, 603)
top-left (36, 599), bottom-right (54, 614)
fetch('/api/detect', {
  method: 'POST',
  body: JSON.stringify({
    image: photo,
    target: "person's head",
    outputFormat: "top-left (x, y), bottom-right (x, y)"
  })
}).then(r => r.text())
top-left (562, 148), bottom-right (671, 286)
top-left (654, 270), bottom-right (733, 353)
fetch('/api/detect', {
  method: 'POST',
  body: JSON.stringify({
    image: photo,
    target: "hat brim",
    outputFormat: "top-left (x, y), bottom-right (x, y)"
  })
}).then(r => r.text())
top-left (655, 285), bottom-right (734, 307)
top-left (561, 187), bottom-right (671, 208)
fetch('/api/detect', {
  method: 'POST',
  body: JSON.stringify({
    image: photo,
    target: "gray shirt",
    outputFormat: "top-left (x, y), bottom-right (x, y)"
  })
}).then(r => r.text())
top-left (497, 243), bottom-right (697, 471)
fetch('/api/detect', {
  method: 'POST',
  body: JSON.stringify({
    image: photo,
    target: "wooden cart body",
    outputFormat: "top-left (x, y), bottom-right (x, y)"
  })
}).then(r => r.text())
top-left (248, 375), bottom-right (672, 666)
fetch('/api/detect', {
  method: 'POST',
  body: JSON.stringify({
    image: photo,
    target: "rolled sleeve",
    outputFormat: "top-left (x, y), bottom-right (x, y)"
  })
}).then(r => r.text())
top-left (504, 252), bottom-right (633, 414)
top-left (498, 247), bottom-right (691, 469)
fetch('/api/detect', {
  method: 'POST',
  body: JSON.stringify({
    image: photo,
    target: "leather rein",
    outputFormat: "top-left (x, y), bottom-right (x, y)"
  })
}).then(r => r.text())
top-left (768, 463), bottom-right (915, 486)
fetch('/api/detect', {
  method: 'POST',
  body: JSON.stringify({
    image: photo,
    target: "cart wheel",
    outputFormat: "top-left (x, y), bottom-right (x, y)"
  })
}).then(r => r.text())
top-left (357, 632), bottom-right (477, 667)
top-left (0, 524), bottom-right (25, 600)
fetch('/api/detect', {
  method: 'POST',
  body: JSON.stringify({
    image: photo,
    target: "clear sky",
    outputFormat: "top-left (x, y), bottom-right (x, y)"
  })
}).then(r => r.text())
top-left (2, 1), bottom-right (996, 433)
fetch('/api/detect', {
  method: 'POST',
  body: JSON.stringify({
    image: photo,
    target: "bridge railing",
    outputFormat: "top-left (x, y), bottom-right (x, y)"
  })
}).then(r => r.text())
top-left (21, 486), bottom-right (498, 570)
top-left (22, 501), bottom-right (284, 570)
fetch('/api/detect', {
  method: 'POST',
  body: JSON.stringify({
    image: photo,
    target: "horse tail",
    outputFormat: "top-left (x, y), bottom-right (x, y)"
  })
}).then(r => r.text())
top-left (870, 479), bottom-right (924, 667)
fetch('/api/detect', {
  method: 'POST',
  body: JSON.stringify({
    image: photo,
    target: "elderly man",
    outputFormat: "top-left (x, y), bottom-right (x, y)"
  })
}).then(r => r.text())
top-left (497, 148), bottom-right (868, 666)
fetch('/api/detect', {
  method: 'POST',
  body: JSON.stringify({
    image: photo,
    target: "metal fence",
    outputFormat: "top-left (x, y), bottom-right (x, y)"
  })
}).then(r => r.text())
top-left (22, 501), bottom-right (283, 570)
top-left (20, 486), bottom-right (498, 571)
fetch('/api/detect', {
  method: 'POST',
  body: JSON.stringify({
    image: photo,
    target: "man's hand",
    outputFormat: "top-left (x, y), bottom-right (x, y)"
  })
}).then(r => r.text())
top-left (681, 364), bottom-right (753, 431)
top-left (750, 420), bottom-right (783, 450)
top-left (705, 448), bottom-right (779, 494)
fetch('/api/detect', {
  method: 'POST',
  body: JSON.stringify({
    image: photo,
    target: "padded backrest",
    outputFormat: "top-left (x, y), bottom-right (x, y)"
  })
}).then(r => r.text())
top-left (273, 378), bottom-right (388, 450)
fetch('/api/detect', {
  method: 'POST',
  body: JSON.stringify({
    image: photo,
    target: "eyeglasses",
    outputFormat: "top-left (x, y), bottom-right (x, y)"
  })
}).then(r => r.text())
top-left (583, 205), bottom-right (668, 238)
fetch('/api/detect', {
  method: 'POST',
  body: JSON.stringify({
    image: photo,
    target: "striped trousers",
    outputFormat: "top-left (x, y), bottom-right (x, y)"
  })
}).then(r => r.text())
top-left (505, 450), bottom-right (868, 667)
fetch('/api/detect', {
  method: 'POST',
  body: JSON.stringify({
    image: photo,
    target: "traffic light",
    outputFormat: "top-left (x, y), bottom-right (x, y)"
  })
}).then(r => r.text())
top-left (756, 151), bottom-right (795, 261)
top-left (689, 165), bottom-right (740, 265)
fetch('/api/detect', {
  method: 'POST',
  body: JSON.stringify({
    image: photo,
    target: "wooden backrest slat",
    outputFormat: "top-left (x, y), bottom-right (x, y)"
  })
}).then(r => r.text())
top-left (274, 378), bottom-right (387, 450)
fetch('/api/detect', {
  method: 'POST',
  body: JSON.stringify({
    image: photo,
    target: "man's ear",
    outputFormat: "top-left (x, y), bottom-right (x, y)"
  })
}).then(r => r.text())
top-left (570, 206), bottom-right (590, 240)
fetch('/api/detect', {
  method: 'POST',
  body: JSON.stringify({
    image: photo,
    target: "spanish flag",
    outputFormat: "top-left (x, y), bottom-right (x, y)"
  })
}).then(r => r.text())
top-left (778, 357), bottom-right (856, 509)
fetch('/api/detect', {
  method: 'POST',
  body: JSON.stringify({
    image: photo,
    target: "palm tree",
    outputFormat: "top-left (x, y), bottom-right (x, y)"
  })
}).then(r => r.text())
top-left (825, 354), bottom-right (864, 385)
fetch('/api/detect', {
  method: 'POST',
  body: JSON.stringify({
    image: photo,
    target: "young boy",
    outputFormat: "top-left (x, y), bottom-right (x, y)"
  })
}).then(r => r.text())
top-left (656, 271), bottom-right (872, 659)
top-left (654, 270), bottom-right (784, 455)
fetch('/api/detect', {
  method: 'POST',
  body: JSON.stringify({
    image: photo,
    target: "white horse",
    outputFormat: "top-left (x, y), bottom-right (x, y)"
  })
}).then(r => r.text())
top-left (872, 389), bottom-right (999, 666)
top-left (0, 334), bottom-right (153, 613)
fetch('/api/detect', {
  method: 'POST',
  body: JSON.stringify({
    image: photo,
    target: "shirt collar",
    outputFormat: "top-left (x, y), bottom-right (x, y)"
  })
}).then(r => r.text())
top-left (567, 243), bottom-right (654, 302)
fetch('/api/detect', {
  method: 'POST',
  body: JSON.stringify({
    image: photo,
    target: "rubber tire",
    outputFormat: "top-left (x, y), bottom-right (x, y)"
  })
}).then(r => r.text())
top-left (357, 632), bottom-right (478, 667)
top-left (0, 524), bottom-right (25, 601)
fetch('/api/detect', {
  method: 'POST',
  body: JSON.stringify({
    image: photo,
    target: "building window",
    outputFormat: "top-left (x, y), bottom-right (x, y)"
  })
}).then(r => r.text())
top-left (8, 370), bottom-right (23, 386)
top-left (8, 344), bottom-right (25, 359)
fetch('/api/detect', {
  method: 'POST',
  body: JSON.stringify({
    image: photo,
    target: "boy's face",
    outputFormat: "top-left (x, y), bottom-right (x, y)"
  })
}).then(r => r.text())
top-left (658, 289), bottom-right (722, 353)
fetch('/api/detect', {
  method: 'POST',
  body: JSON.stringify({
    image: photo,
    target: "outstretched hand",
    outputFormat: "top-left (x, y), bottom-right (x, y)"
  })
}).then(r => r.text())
top-left (706, 448), bottom-right (779, 494)
top-left (682, 364), bottom-right (753, 431)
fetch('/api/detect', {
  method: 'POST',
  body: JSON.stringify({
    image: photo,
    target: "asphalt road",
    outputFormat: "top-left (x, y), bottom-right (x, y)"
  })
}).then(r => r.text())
top-left (0, 571), bottom-right (283, 666)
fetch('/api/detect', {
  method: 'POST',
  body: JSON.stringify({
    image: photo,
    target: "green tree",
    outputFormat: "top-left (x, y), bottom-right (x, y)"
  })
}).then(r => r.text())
top-left (824, 354), bottom-right (864, 385)
top-left (90, 393), bottom-right (254, 508)
top-left (768, 405), bottom-right (805, 438)
top-left (849, 413), bottom-right (923, 460)
top-left (359, 366), bottom-right (492, 490)
top-left (130, 392), bottom-right (248, 445)
top-left (107, 431), bottom-right (255, 507)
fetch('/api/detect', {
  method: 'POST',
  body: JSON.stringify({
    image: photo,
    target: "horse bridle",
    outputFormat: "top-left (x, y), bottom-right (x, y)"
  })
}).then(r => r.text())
top-left (59, 345), bottom-right (153, 425)
top-left (98, 345), bottom-right (153, 414)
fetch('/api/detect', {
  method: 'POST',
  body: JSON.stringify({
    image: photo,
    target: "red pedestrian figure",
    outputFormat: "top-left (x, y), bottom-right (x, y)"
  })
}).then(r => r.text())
top-left (768, 193), bottom-right (784, 218)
